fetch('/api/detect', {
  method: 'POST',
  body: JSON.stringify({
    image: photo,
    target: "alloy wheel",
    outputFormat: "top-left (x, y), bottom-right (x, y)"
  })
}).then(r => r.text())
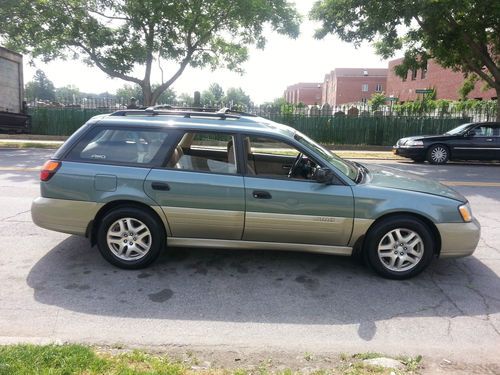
top-left (431, 146), bottom-right (448, 163)
top-left (377, 228), bottom-right (424, 272)
top-left (106, 217), bottom-right (152, 261)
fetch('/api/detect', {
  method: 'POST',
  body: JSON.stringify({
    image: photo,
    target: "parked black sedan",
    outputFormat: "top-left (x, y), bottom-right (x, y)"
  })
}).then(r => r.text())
top-left (393, 122), bottom-right (500, 164)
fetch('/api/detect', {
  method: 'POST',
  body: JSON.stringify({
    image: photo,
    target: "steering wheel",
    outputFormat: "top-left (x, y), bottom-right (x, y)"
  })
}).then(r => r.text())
top-left (288, 152), bottom-right (303, 178)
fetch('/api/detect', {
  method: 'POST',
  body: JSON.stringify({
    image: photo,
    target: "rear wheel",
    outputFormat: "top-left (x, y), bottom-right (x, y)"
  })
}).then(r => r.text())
top-left (97, 207), bottom-right (165, 269)
top-left (427, 144), bottom-right (449, 164)
top-left (364, 215), bottom-right (435, 279)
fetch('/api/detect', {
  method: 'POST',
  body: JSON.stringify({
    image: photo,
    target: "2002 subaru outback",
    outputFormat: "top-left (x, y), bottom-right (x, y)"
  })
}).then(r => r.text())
top-left (31, 107), bottom-right (480, 279)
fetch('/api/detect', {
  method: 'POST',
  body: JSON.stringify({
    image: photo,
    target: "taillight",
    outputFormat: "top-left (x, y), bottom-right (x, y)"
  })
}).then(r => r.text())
top-left (40, 160), bottom-right (61, 182)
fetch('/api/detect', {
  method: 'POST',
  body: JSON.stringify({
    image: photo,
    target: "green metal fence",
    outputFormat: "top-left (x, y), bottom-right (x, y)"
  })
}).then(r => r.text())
top-left (28, 107), bottom-right (471, 146)
top-left (268, 114), bottom-right (471, 145)
top-left (29, 108), bottom-right (112, 136)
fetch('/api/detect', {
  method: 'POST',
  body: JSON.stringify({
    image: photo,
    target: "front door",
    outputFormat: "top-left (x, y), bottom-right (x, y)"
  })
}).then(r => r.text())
top-left (240, 135), bottom-right (354, 246)
top-left (144, 131), bottom-right (245, 240)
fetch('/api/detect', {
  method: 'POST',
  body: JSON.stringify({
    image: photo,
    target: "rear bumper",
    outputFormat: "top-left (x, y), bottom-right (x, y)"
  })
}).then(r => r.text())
top-left (392, 146), bottom-right (426, 159)
top-left (436, 218), bottom-right (481, 258)
top-left (31, 197), bottom-right (102, 236)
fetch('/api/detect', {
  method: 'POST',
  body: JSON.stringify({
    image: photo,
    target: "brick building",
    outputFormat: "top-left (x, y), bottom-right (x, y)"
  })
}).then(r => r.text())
top-left (386, 58), bottom-right (497, 102)
top-left (283, 82), bottom-right (322, 105)
top-left (320, 68), bottom-right (388, 107)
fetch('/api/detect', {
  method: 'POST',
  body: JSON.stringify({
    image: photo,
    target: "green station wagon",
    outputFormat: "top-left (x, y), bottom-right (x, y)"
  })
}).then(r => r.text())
top-left (31, 107), bottom-right (480, 279)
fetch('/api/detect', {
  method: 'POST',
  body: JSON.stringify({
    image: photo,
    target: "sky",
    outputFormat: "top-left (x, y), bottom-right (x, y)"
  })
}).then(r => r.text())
top-left (22, 0), bottom-right (391, 104)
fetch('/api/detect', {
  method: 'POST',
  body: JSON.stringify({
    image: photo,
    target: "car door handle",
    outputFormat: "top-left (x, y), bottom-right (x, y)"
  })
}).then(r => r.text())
top-left (252, 190), bottom-right (272, 199)
top-left (486, 138), bottom-right (494, 142)
top-left (151, 181), bottom-right (170, 191)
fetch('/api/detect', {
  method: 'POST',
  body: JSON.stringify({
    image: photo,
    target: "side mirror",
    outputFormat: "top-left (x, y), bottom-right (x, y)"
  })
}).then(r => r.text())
top-left (314, 167), bottom-right (335, 184)
top-left (467, 130), bottom-right (476, 137)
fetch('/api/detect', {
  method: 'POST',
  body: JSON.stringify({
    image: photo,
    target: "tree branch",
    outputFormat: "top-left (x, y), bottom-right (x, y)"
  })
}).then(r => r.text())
top-left (76, 42), bottom-right (143, 85)
top-left (444, 15), bottom-right (500, 82)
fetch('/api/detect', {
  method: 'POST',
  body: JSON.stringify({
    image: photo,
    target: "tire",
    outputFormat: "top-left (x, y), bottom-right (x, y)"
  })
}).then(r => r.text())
top-left (364, 215), bottom-right (435, 279)
top-left (96, 206), bottom-right (165, 269)
top-left (427, 144), bottom-right (449, 164)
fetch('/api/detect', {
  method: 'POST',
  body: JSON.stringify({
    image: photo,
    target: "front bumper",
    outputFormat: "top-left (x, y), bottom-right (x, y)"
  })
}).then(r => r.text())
top-left (436, 218), bottom-right (481, 258)
top-left (392, 145), bottom-right (426, 159)
top-left (31, 197), bottom-right (102, 236)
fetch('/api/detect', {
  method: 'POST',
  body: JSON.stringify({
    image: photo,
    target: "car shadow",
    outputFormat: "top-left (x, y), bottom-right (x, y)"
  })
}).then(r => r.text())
top-left (27, 236), bottom-right (500, 340)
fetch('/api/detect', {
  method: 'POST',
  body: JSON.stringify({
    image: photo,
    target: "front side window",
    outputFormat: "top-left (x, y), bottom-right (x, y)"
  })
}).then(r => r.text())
top-left (68, 127), bottom-right (169, 165)
top-left (167, 132), bottom-right (238, 174)
top-left (473, 125), bottom-right (495, 137)
top-left (294, 132), bottom-right (358, 181)
top-left (244, 136), bottom-right (320, 181)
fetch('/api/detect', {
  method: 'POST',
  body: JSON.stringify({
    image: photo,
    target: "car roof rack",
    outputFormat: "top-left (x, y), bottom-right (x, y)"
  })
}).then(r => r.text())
top-left (110, 106), bottom-right (241, 120)
top-left (110, 105), bottom-right (258, 119)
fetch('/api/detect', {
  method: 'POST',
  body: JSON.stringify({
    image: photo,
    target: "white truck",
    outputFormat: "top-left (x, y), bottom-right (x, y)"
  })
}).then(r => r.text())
top-left (0, 46), bottom-right (30, 133)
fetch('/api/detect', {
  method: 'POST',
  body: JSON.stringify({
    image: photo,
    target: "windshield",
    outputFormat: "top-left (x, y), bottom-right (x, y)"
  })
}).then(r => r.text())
top-left (294, 132), bottom-right (358, 181)
top-left (445, 123), bottom-right (473, 135)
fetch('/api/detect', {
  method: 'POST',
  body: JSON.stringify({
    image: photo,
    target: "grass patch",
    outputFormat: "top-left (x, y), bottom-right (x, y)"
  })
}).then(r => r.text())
top-left (0, 344), bottom-right (422, 375)
top-left (0, 142), bottom-right (61, 149)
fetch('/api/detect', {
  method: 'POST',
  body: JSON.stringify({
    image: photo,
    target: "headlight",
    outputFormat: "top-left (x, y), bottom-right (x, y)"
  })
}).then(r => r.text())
top-left (406, 140), bottom-right (424, 147)
top-left (458, 203), bottom-right (473, 222)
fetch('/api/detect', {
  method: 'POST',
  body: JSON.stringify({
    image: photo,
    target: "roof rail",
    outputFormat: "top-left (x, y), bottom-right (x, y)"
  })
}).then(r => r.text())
top-left (217, 107), bottom-right (257, 117)
top-left (109, 108), bottom-right (240, 120)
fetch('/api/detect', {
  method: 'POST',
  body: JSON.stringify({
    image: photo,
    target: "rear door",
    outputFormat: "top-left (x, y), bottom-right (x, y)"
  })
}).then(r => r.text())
top-left (455, 123), bottom-right (500, 160)
top-left (144, 131), bottom-right (245, 240)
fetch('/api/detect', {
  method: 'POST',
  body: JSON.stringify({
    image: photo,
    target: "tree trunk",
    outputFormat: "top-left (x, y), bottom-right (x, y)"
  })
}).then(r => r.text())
top-left (142, 83), bottom-right (154, 107)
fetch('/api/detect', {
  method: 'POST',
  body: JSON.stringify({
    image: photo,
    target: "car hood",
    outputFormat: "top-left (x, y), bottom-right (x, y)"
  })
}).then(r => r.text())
top-left (396, 134), bottom-right (453, 145)
top-left (363, 164), bottom-right (467, 202)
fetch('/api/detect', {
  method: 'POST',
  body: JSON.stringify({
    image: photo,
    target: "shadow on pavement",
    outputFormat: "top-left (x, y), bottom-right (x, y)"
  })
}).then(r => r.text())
top-left (27, 236), bottom-right (500, 341)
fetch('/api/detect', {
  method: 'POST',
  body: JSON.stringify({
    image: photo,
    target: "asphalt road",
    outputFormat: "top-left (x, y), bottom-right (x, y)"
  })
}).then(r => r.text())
top-left (0, 148), bottom-right (499, 363)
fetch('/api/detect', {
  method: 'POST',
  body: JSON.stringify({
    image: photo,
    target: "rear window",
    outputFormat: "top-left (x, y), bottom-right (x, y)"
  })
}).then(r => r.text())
top-left (66, 127), bottom-right (170, 165)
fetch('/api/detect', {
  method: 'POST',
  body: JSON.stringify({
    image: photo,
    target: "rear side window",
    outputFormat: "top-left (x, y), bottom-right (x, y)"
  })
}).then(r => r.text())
top-left (67, 127), bottom-right (170, 166)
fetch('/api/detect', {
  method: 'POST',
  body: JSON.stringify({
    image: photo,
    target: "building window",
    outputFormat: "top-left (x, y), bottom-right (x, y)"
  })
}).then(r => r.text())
top-left (361, 84), bottom-right (369, 92)
top-left (402, 71), bottom-right (408, 82)
top-left (421, 62), bottom-right (427, 79)
top-left (411, 68), bottom-right (417, 80)
top-left (375, 84), bottom-right (383, 92)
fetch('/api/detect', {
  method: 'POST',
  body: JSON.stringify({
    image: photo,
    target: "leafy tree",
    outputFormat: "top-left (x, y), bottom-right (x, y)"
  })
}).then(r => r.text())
top-left (55, 85), bottom-right (80, 102)
top-left (208, 83), bottom-right (224, 103)
top-left (1, 0), bottom-right (300, 106)
top-left (368, 92), bottom-right (386, 110)
top-left (24, 69), bottom-right (56, 101)
top-left (224, 87), bottom-right (252, 110)
top-left (200, 90), bottom-right (216, 107)
top-left (200, 83), bottom-right (225, 107)
top-left (178, 93), bottom-right (194, 106)
top-left (310, 0), bottom-right (500, 120)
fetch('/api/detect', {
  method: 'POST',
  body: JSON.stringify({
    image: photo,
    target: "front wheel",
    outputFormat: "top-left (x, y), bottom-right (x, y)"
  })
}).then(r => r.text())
top-left (364, 215), bottom-right (435, 279)
top-left (427, 144), bottom-right (449, 164)
top-left (97, 207), bottom-right (165, 269)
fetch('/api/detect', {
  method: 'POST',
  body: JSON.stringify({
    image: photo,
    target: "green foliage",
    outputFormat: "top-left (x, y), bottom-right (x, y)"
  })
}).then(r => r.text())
top-left (368, 92), bottom-right (386, 110)
top-left (1, 0), bottom-right (300, 105)
top-left (54, 85), bottom-right (81, 102)
top-left (24, 69), bottom-right (56, 101)
top-left (224, 87), bottom-right (252, 109)
top-left (178, 93), bottom-right (195, 106)
top-left (459, 74), bottom-right (479, 100)
top-left (310, 0), bottom-right (500, 120)
top-left (200, 83), bottom-right (224, 107)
